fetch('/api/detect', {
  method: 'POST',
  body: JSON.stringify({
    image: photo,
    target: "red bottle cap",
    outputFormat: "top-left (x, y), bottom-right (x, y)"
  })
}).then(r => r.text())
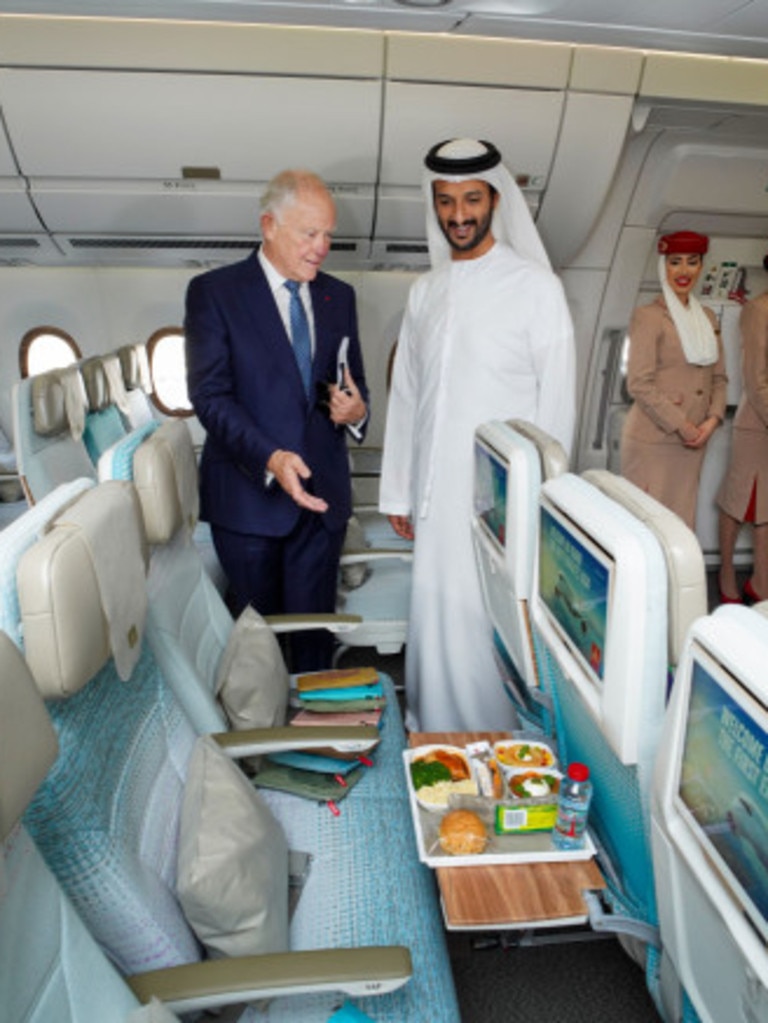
top-left (567, 762), bottom-right (590, 782)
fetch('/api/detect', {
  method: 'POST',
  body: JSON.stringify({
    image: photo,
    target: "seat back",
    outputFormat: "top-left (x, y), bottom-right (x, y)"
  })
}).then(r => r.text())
top-left (0, 630), bottom-right (143, 1023)
top-left (583, 469), bottom-right (707, 676)
top-left (531, 473), bottom-right (668, 980)
top-left (117, 343), bottom-right (156, 429)
top-left (471, 419), bottom-right (567, 734)
top-left (100, 418), bottom-right (233, 732)
top-left (651, 605), bottom-right (768, 1023)
top-left (13, 481), bottom-right (200, 974)
top-left (80, 356), bottom-right (130, 462)
top-left (12, 370), bottom-right (95, 503)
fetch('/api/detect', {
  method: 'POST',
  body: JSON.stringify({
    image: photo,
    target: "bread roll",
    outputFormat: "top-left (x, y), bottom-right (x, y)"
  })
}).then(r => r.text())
top-left (438, 809), bottom-right (488, 856)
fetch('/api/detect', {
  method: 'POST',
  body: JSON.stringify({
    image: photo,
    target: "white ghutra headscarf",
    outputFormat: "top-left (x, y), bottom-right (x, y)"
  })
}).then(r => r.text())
top-left (422, 138), bottom-right (551, 272)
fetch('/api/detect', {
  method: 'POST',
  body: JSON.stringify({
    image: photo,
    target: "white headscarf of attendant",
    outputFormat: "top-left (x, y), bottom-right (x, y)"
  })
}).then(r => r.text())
top-left (423, 138), bottom-right (551, 272)
top-left (657, 230), bottom-right (718, 366)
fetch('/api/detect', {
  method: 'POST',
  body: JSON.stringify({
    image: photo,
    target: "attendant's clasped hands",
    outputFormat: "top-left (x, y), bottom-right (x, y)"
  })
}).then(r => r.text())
top-left (680, 415), bottom-right (719, 448)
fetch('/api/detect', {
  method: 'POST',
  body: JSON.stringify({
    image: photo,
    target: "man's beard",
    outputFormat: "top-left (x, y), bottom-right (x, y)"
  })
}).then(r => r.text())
top-left (440, 208), bottom-right (494, 254)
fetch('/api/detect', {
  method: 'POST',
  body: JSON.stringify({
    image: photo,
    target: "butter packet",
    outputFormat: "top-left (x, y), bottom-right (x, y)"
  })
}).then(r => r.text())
top-left (494, 802), bottom-right (558, 834)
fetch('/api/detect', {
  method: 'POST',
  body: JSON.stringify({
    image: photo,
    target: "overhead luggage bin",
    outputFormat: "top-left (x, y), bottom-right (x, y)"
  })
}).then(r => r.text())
top-left (0, 68), bottom-right (382, 238)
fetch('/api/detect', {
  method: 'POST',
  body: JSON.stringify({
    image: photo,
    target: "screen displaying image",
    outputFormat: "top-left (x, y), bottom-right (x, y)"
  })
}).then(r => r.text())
top-left (538, 500), bottom-right (611, 686)
top-left (474, 438), bottom-right (508, 552)
top-left (675, 646), bottom-right (768, 943)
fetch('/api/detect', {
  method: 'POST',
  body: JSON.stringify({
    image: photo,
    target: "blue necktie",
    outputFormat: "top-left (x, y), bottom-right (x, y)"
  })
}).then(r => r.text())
top-left (285, 280), bottom-right (312, 397)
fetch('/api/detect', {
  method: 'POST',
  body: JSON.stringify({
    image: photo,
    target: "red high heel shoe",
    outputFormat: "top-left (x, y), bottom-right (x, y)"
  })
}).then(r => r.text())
top-left (718, 589), bottom-right (743, 605)
top-left (743, 579), bottom-right (766, 606)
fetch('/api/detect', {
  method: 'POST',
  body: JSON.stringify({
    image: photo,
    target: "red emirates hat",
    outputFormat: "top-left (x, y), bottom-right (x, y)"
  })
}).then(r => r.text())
top-left (658, 231), bottom-right (709, 255)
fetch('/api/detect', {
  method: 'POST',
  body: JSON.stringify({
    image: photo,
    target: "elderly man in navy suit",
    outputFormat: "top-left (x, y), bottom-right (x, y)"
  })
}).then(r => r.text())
top-left (185, 169), bottom-right (369, 671)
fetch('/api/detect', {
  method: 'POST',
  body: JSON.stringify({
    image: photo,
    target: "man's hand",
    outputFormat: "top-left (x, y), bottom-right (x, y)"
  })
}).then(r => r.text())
top-left (329, 366), bottom-right (366, 426)
top-left (267, 449), bottom-right (328, 513)
top-left (388, 514), bottom-right (414, 541)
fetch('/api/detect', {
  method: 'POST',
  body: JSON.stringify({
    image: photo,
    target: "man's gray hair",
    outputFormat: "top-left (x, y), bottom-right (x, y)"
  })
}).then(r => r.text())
top-left (260, 169), bottom-right (330, 221)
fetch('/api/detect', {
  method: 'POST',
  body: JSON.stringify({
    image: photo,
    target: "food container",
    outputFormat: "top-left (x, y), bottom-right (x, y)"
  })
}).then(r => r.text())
top-left (505, 768), bottom-right (562, 801)
top-left (493, 739), bottom-right (557, 772)
top-left (406, 744), bottom-right (478, 811)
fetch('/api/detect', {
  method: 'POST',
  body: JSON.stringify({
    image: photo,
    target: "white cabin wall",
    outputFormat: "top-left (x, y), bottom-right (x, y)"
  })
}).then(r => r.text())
top-left (0, 264), bottom-right (418, 452)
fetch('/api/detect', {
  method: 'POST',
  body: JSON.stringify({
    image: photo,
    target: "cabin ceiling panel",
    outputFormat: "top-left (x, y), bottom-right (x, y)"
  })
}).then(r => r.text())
top-left (0, 178), bottom-right (44, 230)
top-left (0, 16), bottom-right (385, 75)
top-left (627, 136), bottom-right (768, 228)
top-left (0, 70), bottom-right (383, 183)
top-left (0, 131), bottom-right (17, 175)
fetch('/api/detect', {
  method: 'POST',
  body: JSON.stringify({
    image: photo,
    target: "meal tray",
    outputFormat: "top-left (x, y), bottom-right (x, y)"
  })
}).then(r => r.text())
top-left (403, 749), bottom-right (596, 868)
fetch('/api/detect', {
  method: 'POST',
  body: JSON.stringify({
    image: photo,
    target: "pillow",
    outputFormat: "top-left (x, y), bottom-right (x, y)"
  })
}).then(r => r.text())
top-left (215, 606), bottom-right (289, 731)
top-left (176, 736), bottom-right (289, 958)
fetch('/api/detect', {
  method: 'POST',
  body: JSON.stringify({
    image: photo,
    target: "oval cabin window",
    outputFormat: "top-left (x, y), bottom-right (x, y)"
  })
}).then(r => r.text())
top-left (146, 327), bottom-right (193, 417)
top-left (19, 327), bottom-right (81, 378)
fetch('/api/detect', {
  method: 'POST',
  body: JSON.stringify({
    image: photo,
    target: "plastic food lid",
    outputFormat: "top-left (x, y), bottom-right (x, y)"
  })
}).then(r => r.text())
top-left (567, 762), bottom-right (590, 781)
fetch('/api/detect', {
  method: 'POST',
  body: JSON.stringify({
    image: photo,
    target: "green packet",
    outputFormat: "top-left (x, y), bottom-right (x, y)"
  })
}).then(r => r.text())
top-left (253, 761), bottom-right (365, 803)
top-left (494, 802), bottom-right (558, 835)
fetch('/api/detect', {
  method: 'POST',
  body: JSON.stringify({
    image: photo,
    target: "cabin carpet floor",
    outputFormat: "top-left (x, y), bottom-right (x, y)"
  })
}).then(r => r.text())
top-left (448, 932), bottom-right (661, 1021)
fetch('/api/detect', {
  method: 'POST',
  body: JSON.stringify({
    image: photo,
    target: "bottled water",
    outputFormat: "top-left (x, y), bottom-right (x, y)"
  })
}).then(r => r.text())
top-left (552, 762), bottom-right (592, 851)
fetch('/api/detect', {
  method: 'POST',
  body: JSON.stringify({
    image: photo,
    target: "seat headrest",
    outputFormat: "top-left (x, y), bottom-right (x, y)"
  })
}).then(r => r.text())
top-left (0, 631), bottom-right (58, 842)
top-left (118, 343), bottom-right (152, 393)
top-left (80, 357), bottom-right (111, 412)
top-left (18, 481), bottom-right (148, 696)
top-left (133, 420), bottom-right (199, 544)
top-left (31, 367), bottom-right (87, 440)
top-left (100, 353), bottom-right (130, 415)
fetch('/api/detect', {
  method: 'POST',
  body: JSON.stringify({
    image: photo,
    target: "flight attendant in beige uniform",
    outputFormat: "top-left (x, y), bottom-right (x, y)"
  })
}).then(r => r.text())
top-left (717, 264), bottom-right (768, 604)
top-left (621, 230), bottom-right (727, 529)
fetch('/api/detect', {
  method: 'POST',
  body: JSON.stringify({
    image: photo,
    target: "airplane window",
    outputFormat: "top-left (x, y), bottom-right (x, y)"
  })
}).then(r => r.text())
top-left (146, 327), bottom-right (193, 417)
top-left (19, 327), bottom-right (81, 378)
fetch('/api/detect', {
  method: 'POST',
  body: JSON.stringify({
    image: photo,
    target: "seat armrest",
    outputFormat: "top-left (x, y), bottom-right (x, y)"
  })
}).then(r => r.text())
top-left (340, 549), bottom-right (413, 565)
top-left (128, 945), bottom-right (413, 1014)
top-left (211, 724), bottom-right (380, 758)
top-left (264, 612), bottom-right (362, 633)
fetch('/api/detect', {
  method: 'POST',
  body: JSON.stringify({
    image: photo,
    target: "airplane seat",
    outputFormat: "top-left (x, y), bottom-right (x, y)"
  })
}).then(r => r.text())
top-left (651, 604), bottom-right (768, 1023)
top-left (334, 545), bottom-right (412, 665)
top-left (471, 418), bottom-right (568, 736)
top-left (79, 355), bottom-right (130, 462)
top-left (333, 444), bottom-right (413, 666)
top-left (117, 342), bottom-right (157, 429)
top-left (11, 368), bottom-right (95, 503)
top-left (100, 418), bottom-right (413, 804)
top-left (7, 481), bottom-right (459, 1021)
top-left (530, 472), bottom-right (671, 1010)
top-left (582, 469), bottom-right (708, 686)
top-left (99, 416), bottom-right (228, 598)
top-left (0, 629), bottom-right (156, 1023)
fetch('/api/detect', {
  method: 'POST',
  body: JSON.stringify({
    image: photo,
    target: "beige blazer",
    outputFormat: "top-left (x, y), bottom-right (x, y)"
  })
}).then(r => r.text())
top-left (623, 296), bottom-right (728, 445)
top-left (733, 293), bottom-right (768, 434)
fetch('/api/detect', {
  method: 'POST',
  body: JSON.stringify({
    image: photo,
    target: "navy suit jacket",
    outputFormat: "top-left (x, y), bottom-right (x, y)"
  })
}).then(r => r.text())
top-left (185, 250), bottom-right (368, 536)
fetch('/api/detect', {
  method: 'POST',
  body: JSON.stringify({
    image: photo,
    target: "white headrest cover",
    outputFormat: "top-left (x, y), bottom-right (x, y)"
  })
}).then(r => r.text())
top-left (32, 367), bottom-right (87, 440)
top-left (118, 343), bottom-right (153, 394)
top-left (101, 353), bottom-right (130, 415)
top-left (133, 420), bottom-right (199, 544)
top-left (0, 631), bottom-right (58, 841)
top-left (18, 481), bottom-right (148, 696)
top-left (80, 358), bottom-right (111, 412)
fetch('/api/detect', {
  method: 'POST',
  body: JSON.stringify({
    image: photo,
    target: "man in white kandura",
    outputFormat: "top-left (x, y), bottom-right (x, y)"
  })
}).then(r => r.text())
top-left (380, 138), bottom-right (576, 732)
